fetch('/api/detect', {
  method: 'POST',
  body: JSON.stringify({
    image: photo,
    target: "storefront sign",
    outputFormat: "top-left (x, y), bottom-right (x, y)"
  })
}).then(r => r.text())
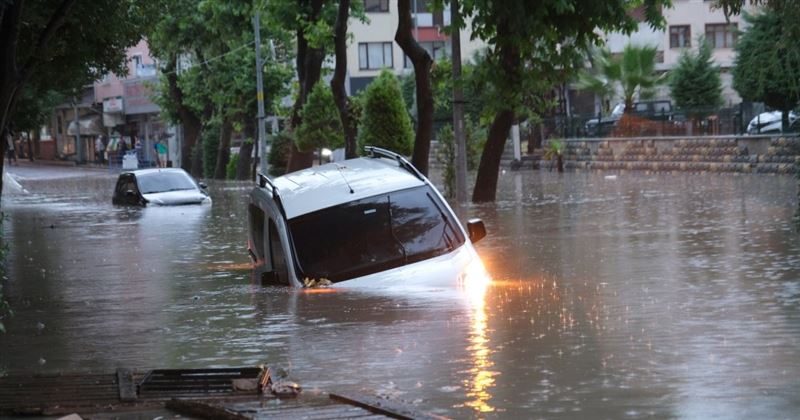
top-left (103, 96), bottom-right (124, 113)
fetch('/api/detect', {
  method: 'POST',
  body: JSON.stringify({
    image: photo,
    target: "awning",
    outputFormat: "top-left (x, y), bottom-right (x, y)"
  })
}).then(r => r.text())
top-left (67, 116), bottom-right (104, 136)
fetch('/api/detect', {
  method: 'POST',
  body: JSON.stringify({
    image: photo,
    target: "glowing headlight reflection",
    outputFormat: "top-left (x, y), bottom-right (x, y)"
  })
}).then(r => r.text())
top-left (459, 257), bottom-right (496, 413)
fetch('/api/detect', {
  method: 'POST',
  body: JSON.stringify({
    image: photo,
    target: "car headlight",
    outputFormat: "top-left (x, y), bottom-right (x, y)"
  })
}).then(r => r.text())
top-left (201, 196), bottom-right (212, 205)
top-left (459, 258), bottom-right (491, 300)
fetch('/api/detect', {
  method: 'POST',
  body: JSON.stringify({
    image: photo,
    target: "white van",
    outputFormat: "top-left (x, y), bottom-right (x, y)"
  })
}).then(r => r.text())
top-left (247, 147), bottom-right (487, 288)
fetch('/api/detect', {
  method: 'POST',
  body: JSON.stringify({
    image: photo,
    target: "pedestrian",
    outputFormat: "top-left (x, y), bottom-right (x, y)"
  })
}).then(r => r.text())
top-left (5, 128), bottom-right (17, 166)
top-left (155, 140), bottom-right (168, 167)
top-left (95, 135), bottom-right (105, 165)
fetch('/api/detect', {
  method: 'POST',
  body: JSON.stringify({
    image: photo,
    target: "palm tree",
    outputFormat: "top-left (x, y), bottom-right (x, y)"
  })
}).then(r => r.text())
top-left (577, 44), bottom-right (665, 114)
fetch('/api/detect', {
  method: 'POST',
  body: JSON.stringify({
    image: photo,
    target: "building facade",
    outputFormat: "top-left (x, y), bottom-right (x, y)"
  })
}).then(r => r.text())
top-left (603, 0), bottom-right (760, 106)
top-left (347, 0), bottom-right (485, 94)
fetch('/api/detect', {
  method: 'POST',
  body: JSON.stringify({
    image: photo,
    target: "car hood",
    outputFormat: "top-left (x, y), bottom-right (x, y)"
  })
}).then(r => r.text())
top-left (329, 243), bottom-right (486, 292)
top-left (142, 190), bottom-right (210, 206)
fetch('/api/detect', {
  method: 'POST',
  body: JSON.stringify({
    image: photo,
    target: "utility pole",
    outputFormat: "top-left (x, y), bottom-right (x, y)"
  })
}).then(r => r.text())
top-left (451, 0), bottom-right (467, 204)
top-left (73, 97), bottom-right (83, 164)
top-left (253, 11), bottom-right (268, 176)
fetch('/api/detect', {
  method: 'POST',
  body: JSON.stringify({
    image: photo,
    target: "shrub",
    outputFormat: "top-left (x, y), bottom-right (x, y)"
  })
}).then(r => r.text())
top-left (201, 122), bottom-right (220, 179)
top-left (357, 70), bottom-right (414, 155)
top-left (295, 82), bottom-right (344, 153)
top-left (226, 152), bottom-right (239, 180)
top-left (436, 117), bottom-right (487, 198)
top-left (267, 131), bottom-right (293, 176)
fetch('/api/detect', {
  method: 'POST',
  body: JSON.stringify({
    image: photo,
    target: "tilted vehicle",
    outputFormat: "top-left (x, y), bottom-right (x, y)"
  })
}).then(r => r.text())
top-left (112, 168), bottom-right (211, 206)
top-left (247, 147), bottom-right (488, 288)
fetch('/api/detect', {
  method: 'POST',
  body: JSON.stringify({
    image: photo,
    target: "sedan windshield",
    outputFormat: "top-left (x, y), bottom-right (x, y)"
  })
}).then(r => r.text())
top-left (288, 185), bottom-right (465, 282)
top-left (137, 171), bottom-right (198, 194)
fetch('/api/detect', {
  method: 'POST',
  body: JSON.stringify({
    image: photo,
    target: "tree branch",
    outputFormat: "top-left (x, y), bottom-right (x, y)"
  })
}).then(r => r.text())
top-left (20, 0), bottom-right (78, 79)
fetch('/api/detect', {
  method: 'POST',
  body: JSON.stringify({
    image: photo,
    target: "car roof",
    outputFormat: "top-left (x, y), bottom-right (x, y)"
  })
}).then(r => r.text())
top-left (272, 157), bottom-right (426, 219)
top-left (120, 168), bottom-right (190, 177)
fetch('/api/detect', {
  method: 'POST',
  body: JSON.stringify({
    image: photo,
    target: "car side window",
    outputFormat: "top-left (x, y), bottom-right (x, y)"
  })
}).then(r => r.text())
top-left (267, 218), bottom-right (289, 285)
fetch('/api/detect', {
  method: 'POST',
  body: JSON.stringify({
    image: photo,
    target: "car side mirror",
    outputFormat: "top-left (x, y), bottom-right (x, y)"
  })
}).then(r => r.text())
top-left (198, 182), bottom-right (207, 189)
top-left (467, 218), bottom-right (486, 243)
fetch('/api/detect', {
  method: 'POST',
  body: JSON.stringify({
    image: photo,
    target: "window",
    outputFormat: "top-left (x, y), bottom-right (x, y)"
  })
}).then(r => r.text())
top-left (358, 42), bottom-right (393, 70)
top-left (706, 23), bottom-right (737, 48)
top-left (669, 25), bottom-right (691, 48)
top-left (364, 0), bottom-right (389, 12)
top-left (405, 41), bottom-right (449, 68)
top-left (288, 185), bottom-right (465, 282)
top-left (131, 54), bottom-right (143, 76)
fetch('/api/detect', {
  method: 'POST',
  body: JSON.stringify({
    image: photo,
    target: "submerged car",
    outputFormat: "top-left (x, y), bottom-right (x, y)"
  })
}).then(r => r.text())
top-left (247, 146), bottom-right (488, 288)
top-left (747, 111), bottom-right (798, 134)
top-left (112, 168), bottom-right (211, 206)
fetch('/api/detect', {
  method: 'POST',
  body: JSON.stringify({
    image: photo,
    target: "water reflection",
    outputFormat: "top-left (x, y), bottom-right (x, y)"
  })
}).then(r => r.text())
top-left (462, 263), bottom-right (495, 414)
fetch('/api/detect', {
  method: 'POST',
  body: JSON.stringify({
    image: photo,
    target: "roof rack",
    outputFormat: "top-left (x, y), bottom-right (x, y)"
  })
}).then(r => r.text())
top-left (257, 172), bottom-right (287, 218)
top-left (364, 146), bottom-right (424, 181)
top-left (257, 172), bottom-right (276, 190)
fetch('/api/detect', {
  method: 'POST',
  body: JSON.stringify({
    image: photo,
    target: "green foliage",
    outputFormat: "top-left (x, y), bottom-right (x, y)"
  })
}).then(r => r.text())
top-left (295, 82), bottom-right (344, 153)
top-left (447, 0), bottom-right (669, 117)
top-left (357, 71), bottom-right (414, 155)
top-left (543, 139), bottom-right (563, 160)
top-left (10, 89), bottom-right (65, 132)
top-left (436, 117), bottom-right (487, 198)
top-left (202, 122), bottom-right (221, 179)
top-left (669, 38), bottom-right (724, 118)
top-left (401, 73), bottom-right (416, 118)
top-left (578, 44), bottom-right (665, 112)
top-left (268, 131), bottom-right (294, 176)
top-left (733, 10), bottom-right (800, 114)
top-left (226, 152), bottom-right (239, 180)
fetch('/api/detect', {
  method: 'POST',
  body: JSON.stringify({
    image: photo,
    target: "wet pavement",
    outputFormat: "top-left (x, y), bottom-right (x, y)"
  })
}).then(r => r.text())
top-left (1, 163), bottom-right (799, 419)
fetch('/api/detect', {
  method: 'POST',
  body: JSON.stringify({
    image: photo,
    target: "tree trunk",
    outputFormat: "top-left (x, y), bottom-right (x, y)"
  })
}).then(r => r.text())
top-left (165, 56), bottom-right (203, 174)
top-left (236, 117), bottom-right (255, 180)
top-left (213, 118), bottom-right (232, 179)
top-left (286, 0), bottom-right (323, 173)
top-left (557, 154), bottom-right (563, 173)
top-left (472, 109), bottom-right (514, 202)
top-left (331, 0), bottom-right (357, 159)
top-left (33, 126), bottom-right (41, 158)
top-left (395, 0), bottom-right (433, 175)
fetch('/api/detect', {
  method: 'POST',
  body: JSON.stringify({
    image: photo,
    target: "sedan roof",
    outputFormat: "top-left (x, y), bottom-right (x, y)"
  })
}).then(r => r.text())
top-left (272, 157), bottom-right (426, 219)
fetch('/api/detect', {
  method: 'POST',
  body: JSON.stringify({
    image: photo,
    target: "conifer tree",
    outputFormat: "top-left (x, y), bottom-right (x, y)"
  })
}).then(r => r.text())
top-left (669, 37), bottom-right (724, 120)
top-left (295, 82), bottom-right (344, 153)
top-left (357, 71), bottom-right (414, 155)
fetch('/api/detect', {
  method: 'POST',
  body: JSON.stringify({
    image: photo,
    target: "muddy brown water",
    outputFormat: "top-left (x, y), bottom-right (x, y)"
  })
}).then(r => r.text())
top-left (1, 165), bottom-right (799, 419)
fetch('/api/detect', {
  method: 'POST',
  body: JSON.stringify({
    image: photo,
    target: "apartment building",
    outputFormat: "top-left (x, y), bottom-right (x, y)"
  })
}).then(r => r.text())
top-left (347, 0), bottom-right (485, 94)
top-left (604, 0), bottom-right (759, 105)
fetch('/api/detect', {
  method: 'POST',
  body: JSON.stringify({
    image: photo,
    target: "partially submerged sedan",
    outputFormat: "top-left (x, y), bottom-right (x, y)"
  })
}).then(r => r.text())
top-left (247, 147), bottom-right (487, 288)
top-left (112, 168), bottom-right (211, 206)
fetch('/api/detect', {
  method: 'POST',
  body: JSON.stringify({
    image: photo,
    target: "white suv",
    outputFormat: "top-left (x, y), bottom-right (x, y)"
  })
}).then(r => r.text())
top-left (247, 147), bottom-right (487, 288)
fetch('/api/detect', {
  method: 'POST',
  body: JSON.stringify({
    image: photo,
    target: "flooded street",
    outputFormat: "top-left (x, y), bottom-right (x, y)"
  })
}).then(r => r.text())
top-left (2, 164), bottom-right (799, 419)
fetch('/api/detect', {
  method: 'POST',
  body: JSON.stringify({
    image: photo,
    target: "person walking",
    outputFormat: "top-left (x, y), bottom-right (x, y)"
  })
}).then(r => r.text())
top-left (5, 128), bottom-right (17, 166)
top-left (95, 135), bottom-right (106, 165)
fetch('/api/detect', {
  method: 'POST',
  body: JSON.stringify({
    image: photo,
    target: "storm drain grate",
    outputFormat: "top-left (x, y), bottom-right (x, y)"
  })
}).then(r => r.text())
top-left (138, 367), bottom-right (263, 399)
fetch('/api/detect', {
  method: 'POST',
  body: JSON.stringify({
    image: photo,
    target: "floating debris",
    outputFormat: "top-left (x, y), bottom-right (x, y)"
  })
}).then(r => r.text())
top-left (303, 277), bottom-right (332, 288)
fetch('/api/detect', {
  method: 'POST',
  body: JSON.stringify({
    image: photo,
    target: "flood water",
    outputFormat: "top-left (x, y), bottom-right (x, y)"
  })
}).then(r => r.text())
top-left (2, 164), bottom-right (799, 419)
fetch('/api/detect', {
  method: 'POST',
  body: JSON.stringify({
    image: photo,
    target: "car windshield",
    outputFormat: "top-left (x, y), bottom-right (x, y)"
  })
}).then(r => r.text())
top-left (136, 171), bottom-right (197, 194)
top-left (288, 185), bottom-right (465, 282)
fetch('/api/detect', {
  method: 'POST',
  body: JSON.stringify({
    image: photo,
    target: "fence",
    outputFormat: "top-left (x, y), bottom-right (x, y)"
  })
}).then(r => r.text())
top-left (526, 103), bottom-right (797, 146)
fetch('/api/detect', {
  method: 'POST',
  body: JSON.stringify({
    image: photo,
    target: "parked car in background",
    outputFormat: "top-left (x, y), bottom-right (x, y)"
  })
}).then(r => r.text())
top-left (747, 111), bottom-right (798, 134)
top-left (112, 168), bottom-right (211, 206)
top-left (247, 147), bottom-right (488, 289)
top-left (584, 100), bottom-right (674, 137)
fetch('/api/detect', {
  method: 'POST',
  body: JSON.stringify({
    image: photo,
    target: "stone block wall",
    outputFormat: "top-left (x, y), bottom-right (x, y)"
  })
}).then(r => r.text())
top-left (558, 136), bottom-right (799, 174)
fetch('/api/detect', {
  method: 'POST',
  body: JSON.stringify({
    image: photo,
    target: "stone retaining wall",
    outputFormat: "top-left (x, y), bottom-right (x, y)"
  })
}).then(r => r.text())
top-left (556, 135), bottom-right (799, 174)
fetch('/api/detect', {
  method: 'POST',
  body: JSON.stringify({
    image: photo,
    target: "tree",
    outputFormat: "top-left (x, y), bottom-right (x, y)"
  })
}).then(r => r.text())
top-left (396, 0), bottom-right (434, 175)
top-left (295, 82), bottom-right (344, 152)
top-left (576, 47), bottom-right (620, 116)
top-left (331, 0), bottom-right (358, 159)
top-left (578, 44), bottom-right (664, 114)
top-left (669, 37), bottom-right (724, 121)
top-left (0, 0), bottom-right (154, 196)
top-left (358, 70), bottom-right (414, 155)
top-left (149, 0), bottom-right (293, 178)
top-left (447, 0), bottom-right (668, 202)
top-left (733, 10), bottom-right (800, 131)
